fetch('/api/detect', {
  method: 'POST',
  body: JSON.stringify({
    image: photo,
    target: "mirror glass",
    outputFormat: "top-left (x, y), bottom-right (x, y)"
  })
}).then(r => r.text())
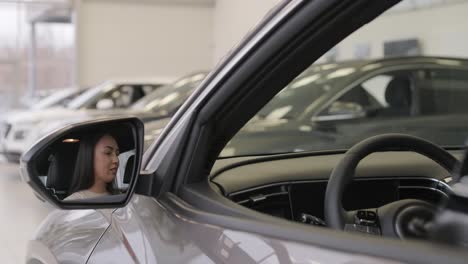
top-left (31, 122), bottom-right (137, 203)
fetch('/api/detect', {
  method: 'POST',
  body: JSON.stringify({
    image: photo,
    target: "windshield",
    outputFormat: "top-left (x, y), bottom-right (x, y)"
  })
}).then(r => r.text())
top-left (67, 82), bottom-right (114, 109)
top-left (131, 73), bottom-right (206, 116)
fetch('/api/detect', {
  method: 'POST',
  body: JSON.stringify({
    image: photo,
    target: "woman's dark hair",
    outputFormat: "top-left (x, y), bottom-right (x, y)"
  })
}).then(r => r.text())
top-left (68, 131), bottom-right (119, 195)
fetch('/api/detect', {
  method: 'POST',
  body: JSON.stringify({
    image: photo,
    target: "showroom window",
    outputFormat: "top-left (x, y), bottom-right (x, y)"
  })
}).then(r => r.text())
top-left (0, 1), bottom-right (75, 110)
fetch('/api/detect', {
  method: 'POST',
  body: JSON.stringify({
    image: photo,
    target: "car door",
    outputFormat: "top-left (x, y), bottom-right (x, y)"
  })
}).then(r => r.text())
top-left (87, 0), bottom-right (468, 263)
top-left (402, 67), bottom-right (468, 145)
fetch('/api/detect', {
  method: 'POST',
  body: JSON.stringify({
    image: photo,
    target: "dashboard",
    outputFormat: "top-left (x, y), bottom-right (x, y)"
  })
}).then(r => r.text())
top-left (226, 178), bottom-right (450, 222)
top-left (210, 151), bottom-right (457, 224)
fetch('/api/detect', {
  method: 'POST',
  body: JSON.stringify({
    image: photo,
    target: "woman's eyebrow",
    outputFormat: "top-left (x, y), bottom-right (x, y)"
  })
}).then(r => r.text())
top-left (104, 146), bottom-right (119, 152)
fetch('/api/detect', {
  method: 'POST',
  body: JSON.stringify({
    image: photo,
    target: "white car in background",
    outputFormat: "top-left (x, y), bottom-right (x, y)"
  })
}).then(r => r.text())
top-left (0, 78), bottom-right (171, 163)
top-left (29, 87), bottom-right (84, 110)
top-left (0, 87), bottom-right (83, 121)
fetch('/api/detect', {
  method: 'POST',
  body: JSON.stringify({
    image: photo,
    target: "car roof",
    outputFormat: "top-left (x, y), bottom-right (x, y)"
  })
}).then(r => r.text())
top-left (315, 56), bottom-right (468, 71)
top-left (101, 76), bottom-right (176, 86)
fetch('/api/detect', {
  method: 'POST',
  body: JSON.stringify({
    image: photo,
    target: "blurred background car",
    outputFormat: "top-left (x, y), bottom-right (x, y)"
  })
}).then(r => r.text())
top-left (30, 87), bottom-right (84, 110)
top-left (18, 89), bottom-right (58, 110)
top-left (130, 72), bottom-right (208, 148)
top-left (0, 73), bottom-right (208, 163)
top-left (0, 88), bottom-right (84, 123)
top-left (143, 57), bottom-right (468, 157)
top-left (0, 78), bottom-right (170, 163)
top-left (1, 87), bottom-right (85, 119)
top-left (220, 56), bottom-right (468, 157)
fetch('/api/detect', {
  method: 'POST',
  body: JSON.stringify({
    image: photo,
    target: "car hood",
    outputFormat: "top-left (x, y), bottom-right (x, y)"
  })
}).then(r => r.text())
top-left (31, 209), bottom-right (113, 263)
top-left (142, 117), bottom-right (332, 156)
top-left (220, 118), bottom-right (335, 157)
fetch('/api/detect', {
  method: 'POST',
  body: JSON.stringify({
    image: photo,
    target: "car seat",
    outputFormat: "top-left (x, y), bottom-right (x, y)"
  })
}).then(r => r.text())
top-left (381, 75), bottom-right (413, 116)
top-left (46, 144), bottom-right (78, 200)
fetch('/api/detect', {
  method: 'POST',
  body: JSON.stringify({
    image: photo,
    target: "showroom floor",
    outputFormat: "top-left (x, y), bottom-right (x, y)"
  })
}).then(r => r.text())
top-left (0, 157), bottom-right (52, 263)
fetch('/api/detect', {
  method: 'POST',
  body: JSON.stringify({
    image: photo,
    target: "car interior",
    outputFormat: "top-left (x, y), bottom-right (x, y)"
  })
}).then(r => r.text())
top-left (210, 139), bottom-right (459, 238)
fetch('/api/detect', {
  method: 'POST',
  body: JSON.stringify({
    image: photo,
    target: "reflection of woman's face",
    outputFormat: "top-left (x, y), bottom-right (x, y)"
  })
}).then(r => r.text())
top-left (94, 135), bottom-right (120, 184)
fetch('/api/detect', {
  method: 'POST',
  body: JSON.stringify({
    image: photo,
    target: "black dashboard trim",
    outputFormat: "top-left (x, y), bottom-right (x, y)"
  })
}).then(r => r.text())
top-left (228, 176), bottom-right (452, 197)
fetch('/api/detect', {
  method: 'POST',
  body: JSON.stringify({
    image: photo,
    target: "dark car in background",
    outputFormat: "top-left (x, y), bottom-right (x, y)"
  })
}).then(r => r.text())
top-left (143, 57), bottom-right (468, 157)
top-left (219, 56), bottom-right (468, 156)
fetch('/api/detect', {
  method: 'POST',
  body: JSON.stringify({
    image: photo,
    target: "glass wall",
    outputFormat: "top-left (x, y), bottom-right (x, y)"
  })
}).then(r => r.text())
top-left (0, 0), bottom-right (74, 111)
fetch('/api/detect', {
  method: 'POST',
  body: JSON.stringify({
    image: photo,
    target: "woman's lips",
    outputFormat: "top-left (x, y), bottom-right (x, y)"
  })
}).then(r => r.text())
top-left (110, 168), bottom-right (117, 174)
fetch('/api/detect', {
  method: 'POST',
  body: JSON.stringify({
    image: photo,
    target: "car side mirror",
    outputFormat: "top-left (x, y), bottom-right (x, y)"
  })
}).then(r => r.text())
top-left (312, 101), bottom-right (366, 122)
top-left (20, 117), bottom-right (144, 209)
top-left (96, 98), bottom-right (114, 110)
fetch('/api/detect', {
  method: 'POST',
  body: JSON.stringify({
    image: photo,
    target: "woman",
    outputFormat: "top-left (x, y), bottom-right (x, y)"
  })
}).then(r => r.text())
top-left (65, 132), bottom-right (120, 200)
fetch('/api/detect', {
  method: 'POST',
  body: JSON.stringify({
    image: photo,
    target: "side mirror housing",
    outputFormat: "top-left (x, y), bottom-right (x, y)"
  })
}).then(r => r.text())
top-left (20, 117), bottom-right (144, 209)
top-left (312, 101), bottom-right (366, 122)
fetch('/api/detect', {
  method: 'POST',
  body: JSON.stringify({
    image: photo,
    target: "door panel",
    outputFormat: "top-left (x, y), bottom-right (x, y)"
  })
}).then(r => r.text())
top-left (88, 194), bottom-right (401, 264)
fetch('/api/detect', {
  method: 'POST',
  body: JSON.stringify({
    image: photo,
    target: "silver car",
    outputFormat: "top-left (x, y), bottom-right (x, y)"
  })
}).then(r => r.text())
top-left (21, 0), bottom-right (468, 263)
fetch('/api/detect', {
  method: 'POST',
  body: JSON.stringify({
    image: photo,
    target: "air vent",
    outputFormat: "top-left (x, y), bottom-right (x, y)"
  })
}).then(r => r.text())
top-left (230, 184), bottom-right (292, 220)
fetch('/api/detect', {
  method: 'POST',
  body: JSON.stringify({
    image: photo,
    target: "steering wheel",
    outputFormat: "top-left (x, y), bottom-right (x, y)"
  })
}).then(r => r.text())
top-left (324, 134), bottom-right (458, 238)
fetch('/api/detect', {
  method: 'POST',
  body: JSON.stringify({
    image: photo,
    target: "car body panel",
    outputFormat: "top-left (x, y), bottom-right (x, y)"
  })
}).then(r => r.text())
top-left (86, 194), bottom-right (400, 264)
top-left (27, 209), bottom-right (112, 264)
